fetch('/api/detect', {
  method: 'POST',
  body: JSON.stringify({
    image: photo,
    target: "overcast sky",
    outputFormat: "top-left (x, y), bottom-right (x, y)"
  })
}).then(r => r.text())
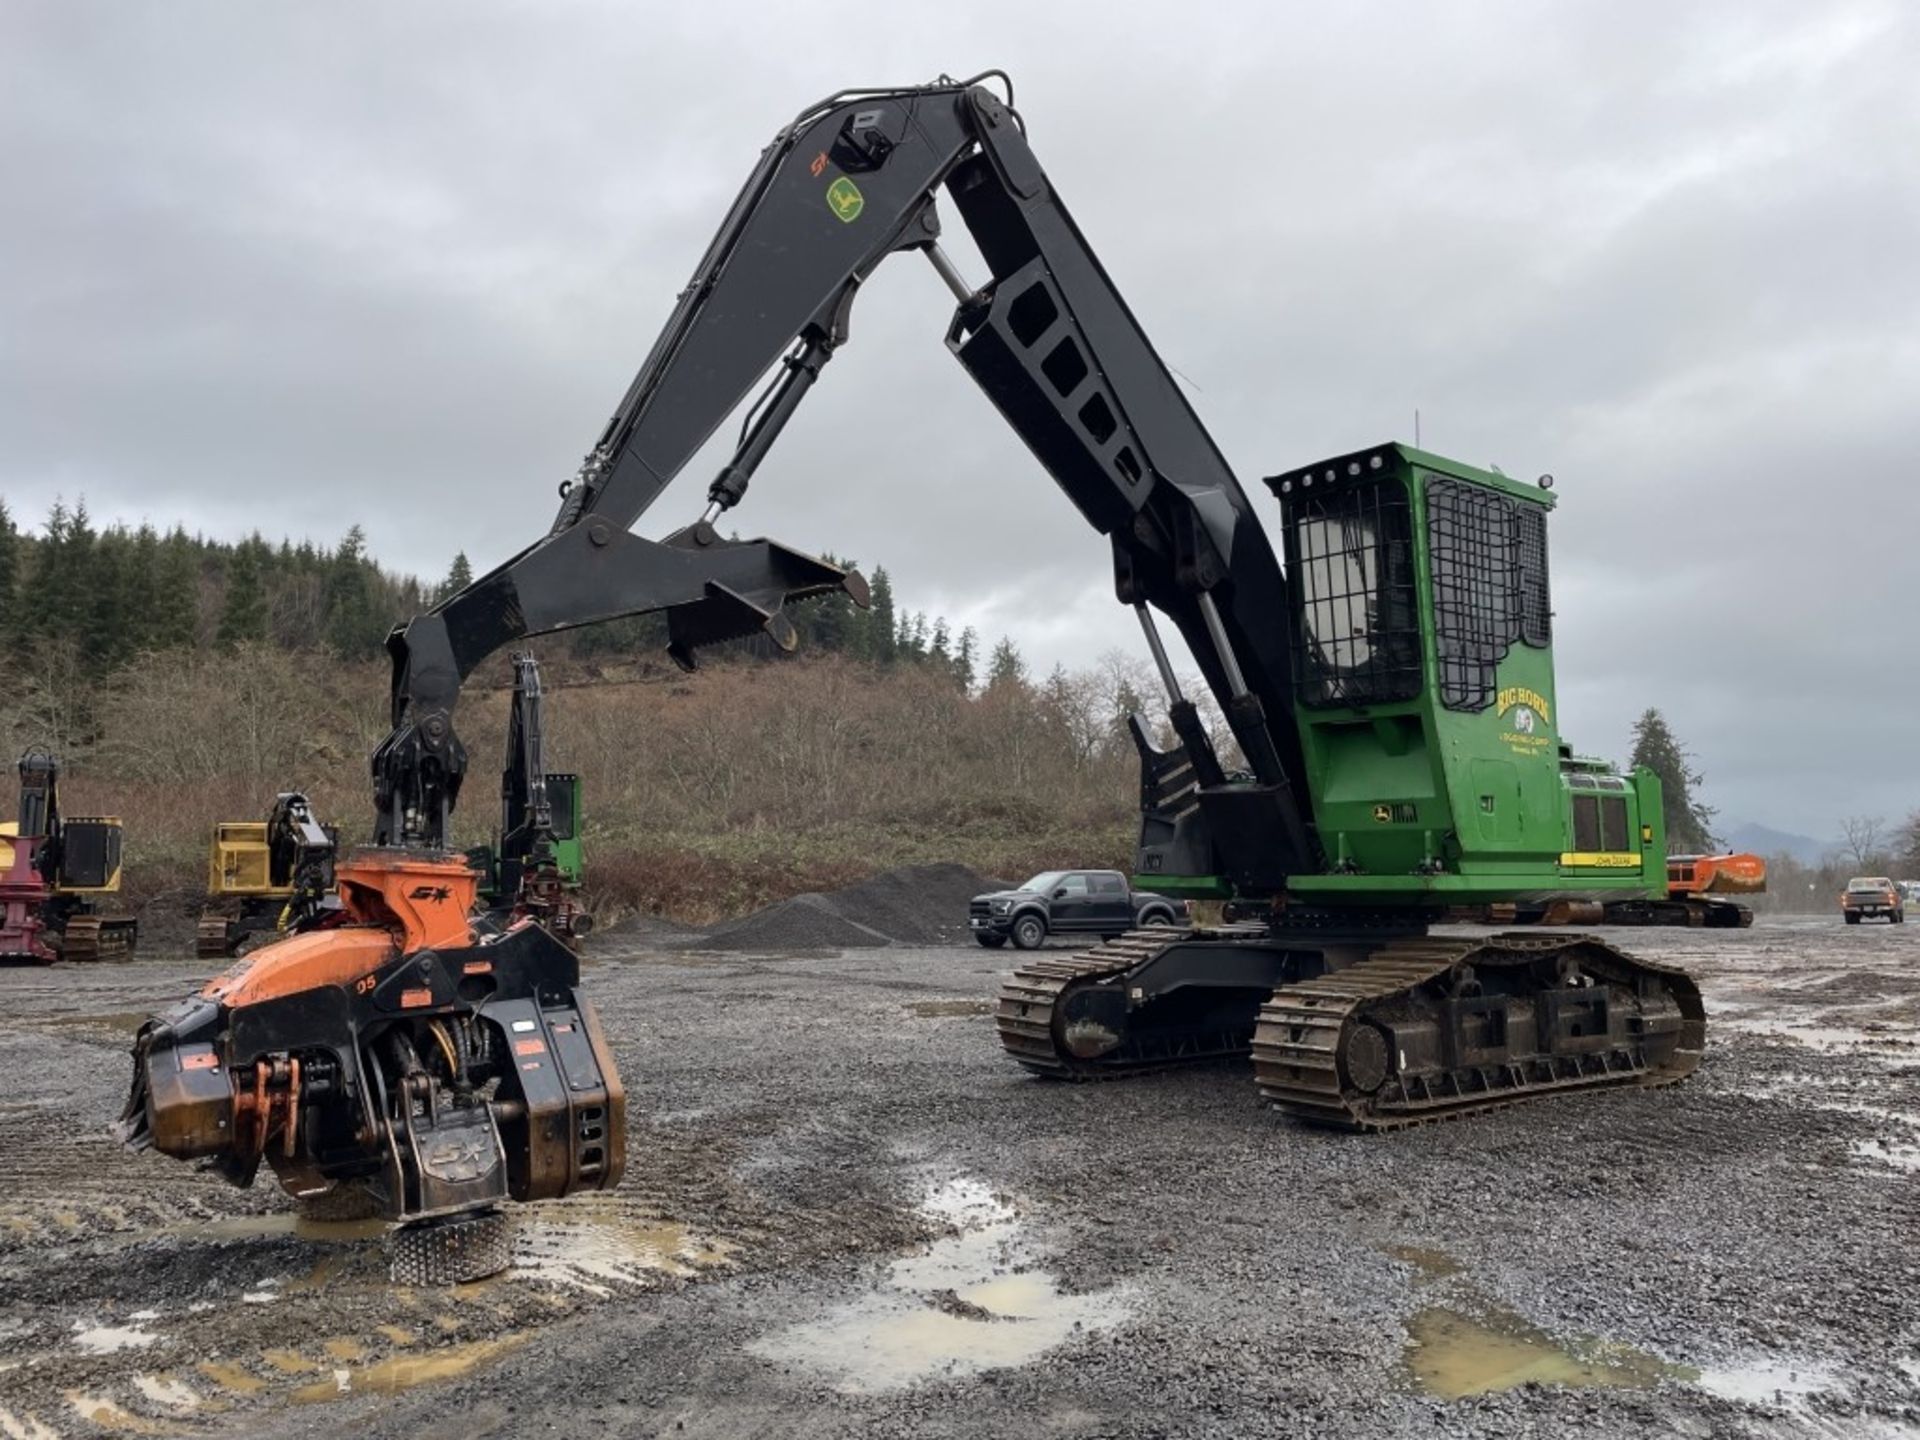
top-left (4, 1), bottom-right (1916, 841)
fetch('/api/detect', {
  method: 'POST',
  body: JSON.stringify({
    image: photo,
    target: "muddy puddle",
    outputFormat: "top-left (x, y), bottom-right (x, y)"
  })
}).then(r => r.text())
top-left (906, 998), bottom-right (993, 1019)
top-left (1383, 1244), bottom-right (1463, 1285)
top-left (512, 1195), bottom-right (737, 1294)
top-left (1852, 1138), bottom-right (1920, 1173)
top-left (71, 1321), bottom-right (162, 1355)
top-left (749, 1177), bottom-right (1127, 1393)
top-left (1693, 1355), bottom-right (1837, 1407)
top-left (1404, 1305), bottom-right (1694, 1399)
top-left (1390, 1246), bottom-right (1861, 1419)
top-left (1711, 1002), bottom-right (1920, 1054)
top-left (39, 1010), bottom-right (147, 1035)
top-left (186, 1213), bottom-right (389, 1244)
top-left (288, 1334), bottom-right (530, 1404)
top-left (0, 1195), bottom-right (742, 1430)
top-left (1386, 1243), bottom-right (1694, 1400)
top-left (153, 1197), bottom-right (735, 1297)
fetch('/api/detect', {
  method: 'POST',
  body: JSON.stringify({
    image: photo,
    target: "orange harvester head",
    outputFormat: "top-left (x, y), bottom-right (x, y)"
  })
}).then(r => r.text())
top-left (334, 848), bottom-right (479, 952)
top-left (194, 848), bottom-right (478, 1010)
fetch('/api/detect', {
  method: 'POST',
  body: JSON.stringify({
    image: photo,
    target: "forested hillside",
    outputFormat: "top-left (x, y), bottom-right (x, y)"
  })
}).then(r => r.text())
top-left (0, 498), bottom-right (1150, 923)
top-left (0, 497), bottom-right (992, 679)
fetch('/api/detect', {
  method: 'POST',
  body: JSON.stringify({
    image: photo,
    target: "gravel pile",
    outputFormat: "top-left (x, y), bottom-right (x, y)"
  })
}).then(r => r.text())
top-left (698, 893), bottom-right (895, 950)
top-left (624, 861), bottom-right (1009, 952)
top-left (810, 862), bottom-right (1009, 946)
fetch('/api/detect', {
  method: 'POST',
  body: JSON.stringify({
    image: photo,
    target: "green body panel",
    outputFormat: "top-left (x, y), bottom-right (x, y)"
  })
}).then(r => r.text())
top-left (1184, 443), bottom-right (1666, 909)
top-left (1130, 872), bottom-right (1234, 900)
top-left (546, 773), bottom-right (585, 888)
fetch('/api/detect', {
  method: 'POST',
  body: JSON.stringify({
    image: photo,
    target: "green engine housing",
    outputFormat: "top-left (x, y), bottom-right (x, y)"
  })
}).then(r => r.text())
top-left (1224, 443), bottom-right (1663, 908)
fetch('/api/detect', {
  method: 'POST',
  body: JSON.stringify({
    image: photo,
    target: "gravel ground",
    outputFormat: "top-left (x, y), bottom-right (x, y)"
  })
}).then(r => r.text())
top-left (1, 915), bottom-right (1917, 1438)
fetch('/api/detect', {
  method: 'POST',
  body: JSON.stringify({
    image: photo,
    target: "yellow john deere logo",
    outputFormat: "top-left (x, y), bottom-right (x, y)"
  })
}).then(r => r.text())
top-left (826, 176), bottom-right (865, 223)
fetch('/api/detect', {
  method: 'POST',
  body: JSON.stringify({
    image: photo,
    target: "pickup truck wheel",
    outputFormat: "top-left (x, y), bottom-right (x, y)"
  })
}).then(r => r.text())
top-left (1011, 914), bottom-right (1047, 950)
top-left (1845, 912), bottom-right (1861, 924)
top-left (1140, 909), bottom-right (1175, 928)
top-left (975, 933), bottom-right (1006, 948)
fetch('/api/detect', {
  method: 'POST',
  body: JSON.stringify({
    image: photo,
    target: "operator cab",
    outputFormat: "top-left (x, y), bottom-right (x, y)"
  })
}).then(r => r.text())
top-left (1263, 444), bottom-right (1661, 906)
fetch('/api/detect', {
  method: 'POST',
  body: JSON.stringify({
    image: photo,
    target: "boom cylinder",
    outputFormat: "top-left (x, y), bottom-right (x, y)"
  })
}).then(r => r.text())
top-left (706, 335), bottom-right (835, 514)
top-left (1134, 604), bottom-right (1185, 705)
top-left (1196, 592), bottom-right (1250, 699)
top-left (922, 242), bottom-right (978, 305)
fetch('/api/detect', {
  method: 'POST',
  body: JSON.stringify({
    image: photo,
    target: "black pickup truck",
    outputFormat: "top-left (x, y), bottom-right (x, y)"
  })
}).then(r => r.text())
top-left (967, 869), bottom-right (1187, 950)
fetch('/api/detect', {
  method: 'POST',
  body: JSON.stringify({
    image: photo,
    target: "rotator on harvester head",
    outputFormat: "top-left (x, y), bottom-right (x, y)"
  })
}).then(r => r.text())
top-left (119, 72), bottom-right (1722, 1281)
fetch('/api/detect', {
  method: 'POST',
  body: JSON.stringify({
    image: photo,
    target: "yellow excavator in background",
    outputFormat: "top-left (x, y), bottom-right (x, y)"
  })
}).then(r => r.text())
top-left (196, 793), bottom-right (339, 958)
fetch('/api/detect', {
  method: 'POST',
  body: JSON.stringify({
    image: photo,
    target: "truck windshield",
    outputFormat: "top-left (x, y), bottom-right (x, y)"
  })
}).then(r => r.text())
top-left (1019, 871), bottom-right (1068, 893)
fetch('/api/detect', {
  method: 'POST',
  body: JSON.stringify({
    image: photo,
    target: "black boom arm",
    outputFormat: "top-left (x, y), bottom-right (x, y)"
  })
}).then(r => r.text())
top-left (377, 74), bottom-right (1315, 880)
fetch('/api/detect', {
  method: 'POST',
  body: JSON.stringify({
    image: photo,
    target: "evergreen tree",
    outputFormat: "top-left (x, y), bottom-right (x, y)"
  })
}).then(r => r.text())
top-left (865, 567), bottom-right (897, 663)
top-left (26, 500), bottom-right (79, 649)
top-left (1111, 674), bottom-right (1147, 750)
top-left (217, 546), bottom-right (270, 648)
top-left (83, 524), bottom-right (129, 664)
top-left (437, 551), bottom-right (473, 606)
top-left (323, 525), bottom-right (386, 657)
top-left (64, 501), bottom-right (98, 648)
top-left (955, 627), bottom-right (977, 693)
top-left (0, 498), bottom-right (17, 645)
top-left (799, 554), bottom-right (854, 654)
top-left (898, 611), bottom-right (928, 662)
top-left (1627, 708), bottom-right (1718, 852)
top-left (152, 528), bottom-right (201, 648)
top-left (986, 636), bottom-right (1026, 692)
top-left (121, 524), bottom-right (162, 655)
top-left (929, 618), bottom-right (951, 672)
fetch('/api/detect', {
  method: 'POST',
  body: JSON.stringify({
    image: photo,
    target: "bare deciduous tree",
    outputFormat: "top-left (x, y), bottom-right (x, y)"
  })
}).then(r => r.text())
top-left (1839, 814), bottom-right (1888, 872)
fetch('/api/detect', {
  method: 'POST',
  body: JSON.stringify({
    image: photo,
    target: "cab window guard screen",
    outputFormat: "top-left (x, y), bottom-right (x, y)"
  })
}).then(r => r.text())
top-left (1284, 479), bottom-right (1421, 709)
top-left (1426, 477), bottom-right (1549, 712)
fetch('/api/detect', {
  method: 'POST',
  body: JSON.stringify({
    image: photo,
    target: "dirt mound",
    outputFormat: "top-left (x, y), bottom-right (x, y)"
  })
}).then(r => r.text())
top-left (821, 862), bottom-right (1009, 946)
top-left (668, 861), bottom-right (1008, 951)
top-left (699, 893), bottom-right (894, 951)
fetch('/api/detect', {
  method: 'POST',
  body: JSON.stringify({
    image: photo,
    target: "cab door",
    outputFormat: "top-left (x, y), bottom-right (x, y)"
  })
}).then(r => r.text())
top-left (1089, 872), bottom-right (1132, 929)
top-left (1050, 872), bottom-right (1096, 930)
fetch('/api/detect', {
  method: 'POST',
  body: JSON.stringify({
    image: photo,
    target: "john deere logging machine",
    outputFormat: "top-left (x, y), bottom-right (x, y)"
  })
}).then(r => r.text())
top-left (123, 74), bottom-right (1711, 1280)
top-left (2, 750), bottom-right (137, 964)
top-left (465, 654), bottom-right (589, 943)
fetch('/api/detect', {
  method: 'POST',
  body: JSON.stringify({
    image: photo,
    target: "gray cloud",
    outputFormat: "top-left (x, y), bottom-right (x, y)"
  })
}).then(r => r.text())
top-left (4, 0), bottom-right (1915, 839)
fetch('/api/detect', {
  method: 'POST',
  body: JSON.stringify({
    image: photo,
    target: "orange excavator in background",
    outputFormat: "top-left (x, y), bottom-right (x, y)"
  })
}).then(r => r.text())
top-left (1668, 852), bottom-right (1767, 902)
top-left (1602, 851), bottom-right (1767, 928)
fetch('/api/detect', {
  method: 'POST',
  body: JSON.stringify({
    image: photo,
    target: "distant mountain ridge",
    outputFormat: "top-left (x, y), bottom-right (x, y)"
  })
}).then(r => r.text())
top-left (1721, 819), bottom-right (1829, 865)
